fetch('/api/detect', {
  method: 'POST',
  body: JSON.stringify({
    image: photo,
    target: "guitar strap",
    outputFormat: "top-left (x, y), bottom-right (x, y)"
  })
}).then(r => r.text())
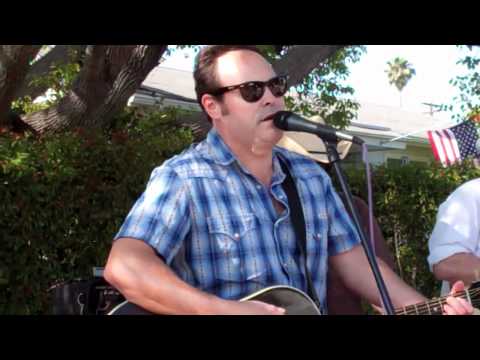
top-left (279, 158), bottom-right (322, 310)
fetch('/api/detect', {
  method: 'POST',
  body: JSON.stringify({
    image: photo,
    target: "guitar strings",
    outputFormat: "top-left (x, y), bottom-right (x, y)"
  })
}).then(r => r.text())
top-left (395, 287), bottom-right (480, 315)
top-left (399, 288), bottom-right (480, 315)
top-left (400, 288), bottom-right (480, 315)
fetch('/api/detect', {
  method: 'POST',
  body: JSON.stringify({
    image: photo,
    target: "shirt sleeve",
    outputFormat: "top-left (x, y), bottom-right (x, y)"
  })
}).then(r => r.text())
top-left (114, 165), bottom-right (191, 264)
top-left (427, 187), bottom-right (480, 270)
top-left (323, 176), bottom-right (362, 256)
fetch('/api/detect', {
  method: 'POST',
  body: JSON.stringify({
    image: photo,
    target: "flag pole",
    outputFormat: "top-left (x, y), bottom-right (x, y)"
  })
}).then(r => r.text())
top-left (386, 123), bottom-right (458, 143)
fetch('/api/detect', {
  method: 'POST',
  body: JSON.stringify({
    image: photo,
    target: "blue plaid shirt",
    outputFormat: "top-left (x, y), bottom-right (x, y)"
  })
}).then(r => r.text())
top-left (115, 128), bottom-right (360, 311)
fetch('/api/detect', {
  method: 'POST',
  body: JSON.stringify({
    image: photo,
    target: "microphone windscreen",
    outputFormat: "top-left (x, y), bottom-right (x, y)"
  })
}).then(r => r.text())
top-left (273, 111), bottom-right (292, 131)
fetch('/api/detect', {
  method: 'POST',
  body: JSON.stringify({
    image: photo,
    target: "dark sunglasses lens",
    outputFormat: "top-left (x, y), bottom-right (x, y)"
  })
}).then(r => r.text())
top-left (269, 77), bottom-right (288, 97)
top-left (240, 83), bottom-right (265, 102)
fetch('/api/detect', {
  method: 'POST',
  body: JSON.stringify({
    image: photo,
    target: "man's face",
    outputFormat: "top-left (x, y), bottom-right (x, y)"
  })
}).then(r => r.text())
top-left (205, 50), bottom-right (286, 154)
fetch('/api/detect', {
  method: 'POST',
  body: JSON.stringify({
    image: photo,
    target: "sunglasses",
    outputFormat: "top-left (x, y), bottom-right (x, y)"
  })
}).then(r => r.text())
top-left (210, 75), bottom-right (289, 103)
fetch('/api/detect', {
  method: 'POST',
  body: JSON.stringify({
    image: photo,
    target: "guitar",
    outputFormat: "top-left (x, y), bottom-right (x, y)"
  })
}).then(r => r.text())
top-left (108, 281), bottom-right (480, 315)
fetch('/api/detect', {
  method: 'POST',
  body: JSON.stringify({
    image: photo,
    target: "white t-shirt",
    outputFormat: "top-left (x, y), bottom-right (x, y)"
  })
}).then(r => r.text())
top-left (428, 178), bottom-right (480, 294)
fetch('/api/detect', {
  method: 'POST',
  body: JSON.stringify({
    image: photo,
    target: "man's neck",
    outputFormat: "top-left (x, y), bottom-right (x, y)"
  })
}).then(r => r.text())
top-left (229, 141), bottom-right (275, 187)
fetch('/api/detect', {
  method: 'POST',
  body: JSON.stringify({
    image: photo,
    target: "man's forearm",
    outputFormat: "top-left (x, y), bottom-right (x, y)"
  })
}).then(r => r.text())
top-left (373, 260), bottom-right (427, 309)
top-left (104, 238), bottom-right (229, 315)
top-left (330, 246), bottom-right (426, 310)
top-left (433, 253), bottom-right (480, 287)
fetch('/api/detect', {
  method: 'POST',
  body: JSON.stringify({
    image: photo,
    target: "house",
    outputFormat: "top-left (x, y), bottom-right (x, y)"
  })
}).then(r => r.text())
top-left (129, 66), bottom-right (199, 111)
top-left (343, 102), bottom-right (452, 167)
top-left (130, 66), bottom-right (452, 167)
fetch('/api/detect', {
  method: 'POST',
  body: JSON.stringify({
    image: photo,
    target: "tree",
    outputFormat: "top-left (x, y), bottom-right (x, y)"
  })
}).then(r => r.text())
top-left (1, 45), bottom-right (168, 134)
top-left (385, 57), bottom-right (416, 107)
top-left (0, 46), bottom-right (42, 124)
top-left (14, 45), bottom-right (87, 101)
top-left (22, 46), bottom-right (168, 134)
top-left (0, 45), bottom-right (364, 137)
top-left (444, 45), bottom-right (480, 122)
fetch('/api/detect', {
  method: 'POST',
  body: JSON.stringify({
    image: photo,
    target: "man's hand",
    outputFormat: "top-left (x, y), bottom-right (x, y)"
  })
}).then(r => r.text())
top-left (443, 281), bottom-right (474, 315)
top-left (223, 300), bottom-right (286, 315)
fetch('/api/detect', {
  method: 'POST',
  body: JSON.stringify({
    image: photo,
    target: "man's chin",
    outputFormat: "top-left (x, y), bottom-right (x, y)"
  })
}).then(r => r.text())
top-left (250, 132), bottom-right (282, 156)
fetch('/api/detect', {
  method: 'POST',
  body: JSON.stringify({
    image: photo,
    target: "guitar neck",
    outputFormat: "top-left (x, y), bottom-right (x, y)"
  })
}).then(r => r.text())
top-left (394, 286), bottom-right (480, 315)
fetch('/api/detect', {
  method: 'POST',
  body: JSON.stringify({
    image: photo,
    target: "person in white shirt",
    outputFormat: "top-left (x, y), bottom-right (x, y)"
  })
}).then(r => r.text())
top-left (428, 178), bottom-right (480, 295)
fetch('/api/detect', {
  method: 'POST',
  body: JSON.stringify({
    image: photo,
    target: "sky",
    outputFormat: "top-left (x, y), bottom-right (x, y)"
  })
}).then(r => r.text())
top-left (161, 45), bottom-right (480, 123)
top-left (346, 45), bottom-right (475, 121)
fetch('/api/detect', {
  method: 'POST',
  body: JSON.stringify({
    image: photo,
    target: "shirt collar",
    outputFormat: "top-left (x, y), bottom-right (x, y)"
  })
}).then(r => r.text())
top-left (203, 127), bottom-right (237, 166)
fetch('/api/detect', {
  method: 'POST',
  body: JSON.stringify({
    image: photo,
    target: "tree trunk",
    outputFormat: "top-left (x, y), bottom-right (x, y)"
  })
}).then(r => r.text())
top-left (272, 45), bottom-right (344, 88)
top-left (179, 45), bottom-right (345, 141)
top-left (0, 45), bottom-right (42, 125)
top-left (14, 45), bottom-right (343, 137)
top-left (22, 45), bottom-right (167, 134)
top-left (14, 45), bottom-right (87, 101)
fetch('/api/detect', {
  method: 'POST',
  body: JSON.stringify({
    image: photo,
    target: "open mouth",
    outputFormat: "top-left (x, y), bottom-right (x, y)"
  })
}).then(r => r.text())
top-left (261, 114), bottom-right (276, 122)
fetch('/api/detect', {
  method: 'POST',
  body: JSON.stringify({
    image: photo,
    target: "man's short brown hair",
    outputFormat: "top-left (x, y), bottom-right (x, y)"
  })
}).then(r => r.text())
top-left (193, 45), bottom-right (266, 122)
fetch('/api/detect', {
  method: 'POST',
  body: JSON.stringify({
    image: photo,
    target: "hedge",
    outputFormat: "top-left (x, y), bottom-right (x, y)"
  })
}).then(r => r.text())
top-left (345, 160), bottom-right (480, 299)
top-left (0, 108), bottom-right (193, 314)
top-left (1, 108), bottom-right (478, 313)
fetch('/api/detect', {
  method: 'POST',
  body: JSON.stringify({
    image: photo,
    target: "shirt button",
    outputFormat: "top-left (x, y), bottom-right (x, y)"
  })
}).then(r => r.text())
top-left (234, 233), bottom-right (240, 239)
top-left (256, 185), bottom-right (262, 190)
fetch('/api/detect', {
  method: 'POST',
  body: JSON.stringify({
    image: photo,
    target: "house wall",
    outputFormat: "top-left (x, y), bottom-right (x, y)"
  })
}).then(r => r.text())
top-left (129, 94), bottom-right (201, 112)
top-left (383, 145), bottom-right (434, 165)
top-left (344, 144), bottom-right (433, 168)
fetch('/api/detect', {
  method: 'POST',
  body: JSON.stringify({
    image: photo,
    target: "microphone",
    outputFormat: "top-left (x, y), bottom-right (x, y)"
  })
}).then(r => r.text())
top-left (273, 111), bottom-right (364, 145)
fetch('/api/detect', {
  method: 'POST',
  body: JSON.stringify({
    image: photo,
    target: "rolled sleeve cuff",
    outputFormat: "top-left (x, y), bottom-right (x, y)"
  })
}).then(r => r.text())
top-left (427, 243), bottom-right (472, 271)
top-left (329, 233), bottom-right (361, 256)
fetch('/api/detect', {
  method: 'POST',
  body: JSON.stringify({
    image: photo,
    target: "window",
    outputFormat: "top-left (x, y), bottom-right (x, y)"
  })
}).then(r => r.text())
top-left (386, 158), bottom-right (402, 168)
top-left (387, 156), bottom-right (411, 167)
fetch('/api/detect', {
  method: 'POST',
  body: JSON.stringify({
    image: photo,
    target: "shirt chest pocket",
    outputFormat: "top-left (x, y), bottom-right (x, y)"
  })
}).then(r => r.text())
top-left (306, 209), bottom-right (329, 256)
top-left (207, 214), bottom-right (255, 248)
top-left (206, 214), bottom-right (266, 284)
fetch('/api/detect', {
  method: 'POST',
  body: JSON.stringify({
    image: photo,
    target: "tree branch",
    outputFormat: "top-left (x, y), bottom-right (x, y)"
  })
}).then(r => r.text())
top-left (22, 45), bottom-right (167, 134)
top-left (14, 45), bottom-right (87, 100)
top-left (272, 45), bottom-right (345, 88)
top-left (0, 45), bottom-right (42, 125)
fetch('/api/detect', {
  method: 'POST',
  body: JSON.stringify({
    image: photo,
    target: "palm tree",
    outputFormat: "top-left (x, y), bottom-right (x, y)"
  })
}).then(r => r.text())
top-left (385, 57), bottom-right (416, 107)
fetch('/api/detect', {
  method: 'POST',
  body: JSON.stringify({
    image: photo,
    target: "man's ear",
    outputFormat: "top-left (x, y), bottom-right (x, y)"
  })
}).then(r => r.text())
top-left (201, 94), bottom-right (222, 122)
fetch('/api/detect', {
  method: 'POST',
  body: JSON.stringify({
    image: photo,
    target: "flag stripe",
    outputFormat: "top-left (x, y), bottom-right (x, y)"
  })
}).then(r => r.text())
top-left (434, 130), bottom-right (450, 166)
top-left (427, 130), bottom-right (440, 162)
top-left (441, 130), bottom-right (456, 165)
top-left (427, 120), bottom-right (479, 167)
top-left (444, 129), bottom-right (461, 161)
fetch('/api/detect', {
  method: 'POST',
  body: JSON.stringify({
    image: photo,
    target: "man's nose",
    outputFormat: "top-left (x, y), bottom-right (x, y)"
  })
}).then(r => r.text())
top-left (261, 86), bottom-right (280, 106)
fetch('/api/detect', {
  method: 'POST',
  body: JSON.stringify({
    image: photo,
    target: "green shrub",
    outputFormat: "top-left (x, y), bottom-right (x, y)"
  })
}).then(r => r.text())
top-left (345, 160), bottom-right (480, 299)
top-left (0, 107), bottom-right (193, 314)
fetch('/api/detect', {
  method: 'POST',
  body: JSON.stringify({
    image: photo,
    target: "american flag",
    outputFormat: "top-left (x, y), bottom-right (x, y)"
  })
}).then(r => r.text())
top-left (427, 121), bottom-right (480, 167)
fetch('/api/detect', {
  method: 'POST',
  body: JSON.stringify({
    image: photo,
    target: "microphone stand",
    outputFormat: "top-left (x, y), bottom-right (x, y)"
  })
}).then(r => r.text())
top-left (323, 137), bottom-right (396, 315)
